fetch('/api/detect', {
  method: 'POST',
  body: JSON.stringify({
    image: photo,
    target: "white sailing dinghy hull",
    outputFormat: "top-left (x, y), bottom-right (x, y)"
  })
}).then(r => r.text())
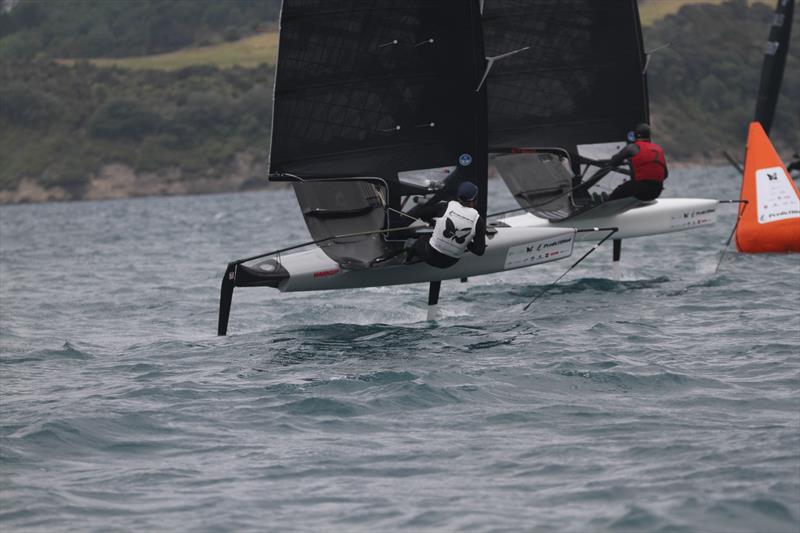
top-left (242, 226), bottom-right (577, 292)
top-left (500, 198), bottom-right (718, 240)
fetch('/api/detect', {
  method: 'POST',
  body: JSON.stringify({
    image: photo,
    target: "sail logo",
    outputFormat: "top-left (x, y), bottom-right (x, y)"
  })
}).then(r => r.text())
top-left (458, 154), bottom-right (473, 166)
top-left (764, 41), bottom-right (780, 55)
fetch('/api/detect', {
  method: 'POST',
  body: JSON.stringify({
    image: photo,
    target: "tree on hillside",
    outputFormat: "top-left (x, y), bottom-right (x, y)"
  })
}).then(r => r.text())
top-left (0, 60), bottom-right (275, 195)
top-left (644, 0), bottom-right (799, 159)
top-left (0, 0), bottom-right (281, 60)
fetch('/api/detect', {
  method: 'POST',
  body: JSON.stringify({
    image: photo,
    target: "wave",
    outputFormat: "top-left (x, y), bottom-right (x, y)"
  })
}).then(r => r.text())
top-left (550, 364), bottom-right (729, 393)
top-left (0, 341), bottom-right (94, 364)
top-left (277, 397), bottom-right (364, 417)
top-left (5, 413), bottom-right (178, 459)
top-left (479, 276), bottom-right (672, 301)
top-left (702, 498), bottom-right (798, 532)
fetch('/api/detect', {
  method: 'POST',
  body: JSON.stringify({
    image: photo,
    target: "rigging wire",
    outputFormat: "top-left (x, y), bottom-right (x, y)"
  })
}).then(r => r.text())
top-left (715, 199), bottom-right (748, 273)
top-left (229, 225), bottom-right (430, 266)
top-left (698, 143), bottom-right (746, 274)
top-left (722, 151), bottom-right (744, 174)
top-left (524, 227), bottom-right (619, 311)
top-left (487, 162), bottom-right (621, 219)
top-left (386, 205), bottom-right (424, 225)
top-left (279, 172), bottom-right (427, 230)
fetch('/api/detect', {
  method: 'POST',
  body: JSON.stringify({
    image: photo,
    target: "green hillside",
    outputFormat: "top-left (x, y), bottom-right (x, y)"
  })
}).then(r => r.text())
top-left (638, 0), bottom-right (761, 25)
top-left (0, 61), bottom-right (274, 197)
top-left (644, 0), bottom-right (799, 159)
top-left (58, 32), bottom-right (278, 71)
top-left (0, 0), bottom-right (280, 60)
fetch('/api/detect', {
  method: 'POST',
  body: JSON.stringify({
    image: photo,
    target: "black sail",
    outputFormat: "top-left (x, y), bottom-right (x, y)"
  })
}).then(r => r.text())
top-left (268, 0), bottom-right (487, 267)
top-left (754, 0), bottom-right (794, 135)
top-left (270, 0), bottom-right (486, 188)
top-left (482, 0), bottom-right (649, 154)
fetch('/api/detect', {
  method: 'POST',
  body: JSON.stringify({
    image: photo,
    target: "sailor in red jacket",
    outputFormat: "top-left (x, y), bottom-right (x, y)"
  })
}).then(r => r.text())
top-left (606, 123), bottom-right (668, 201)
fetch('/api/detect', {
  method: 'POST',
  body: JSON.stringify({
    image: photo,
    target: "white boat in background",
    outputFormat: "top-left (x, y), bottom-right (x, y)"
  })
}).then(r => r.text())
top-left (500, 199), bottom-right (718, 242)
top-left (479, 1), bottom-right (718, 264)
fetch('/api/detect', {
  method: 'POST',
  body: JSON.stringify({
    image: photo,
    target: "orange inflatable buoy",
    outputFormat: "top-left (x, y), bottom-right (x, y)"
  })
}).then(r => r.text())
top-left (735, 122), bottom-right (800, 253)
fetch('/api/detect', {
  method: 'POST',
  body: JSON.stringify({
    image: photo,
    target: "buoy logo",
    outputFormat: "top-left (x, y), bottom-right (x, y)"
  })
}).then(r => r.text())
top-left (755, 167), bottom-right (799, 224)
top-left (736, 122), bottom-right (800, 252)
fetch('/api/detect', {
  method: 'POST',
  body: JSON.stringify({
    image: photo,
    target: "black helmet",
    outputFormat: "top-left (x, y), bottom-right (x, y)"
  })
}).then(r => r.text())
top-left (634, 123), bottom-right (651, 140)
top-left (457, 181), bottom-right (479, 202)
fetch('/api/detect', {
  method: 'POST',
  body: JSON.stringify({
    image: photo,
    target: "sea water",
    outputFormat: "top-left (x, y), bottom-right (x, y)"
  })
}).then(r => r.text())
top-left (1, 167), bottom-right (798, 532)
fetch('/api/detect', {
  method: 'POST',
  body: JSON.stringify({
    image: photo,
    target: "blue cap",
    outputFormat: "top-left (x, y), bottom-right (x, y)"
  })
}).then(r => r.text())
top-left (634, 123), bottom-right (651, 139)
top-left (457, 181), bottom-right (479, 202)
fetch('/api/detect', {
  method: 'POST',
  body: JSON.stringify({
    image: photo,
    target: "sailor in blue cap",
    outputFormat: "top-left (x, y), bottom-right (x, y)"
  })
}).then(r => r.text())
top-left (404, 180), bottom-right (486, 268)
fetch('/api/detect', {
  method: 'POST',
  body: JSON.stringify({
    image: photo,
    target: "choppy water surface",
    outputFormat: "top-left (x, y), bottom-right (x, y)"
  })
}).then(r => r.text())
top-left (1, 167), bottom-right (799, 532)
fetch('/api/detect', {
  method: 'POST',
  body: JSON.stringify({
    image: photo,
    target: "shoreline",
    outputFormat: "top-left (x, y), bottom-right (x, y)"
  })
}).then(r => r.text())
top-left (0, 160), bottom-right (739, 207)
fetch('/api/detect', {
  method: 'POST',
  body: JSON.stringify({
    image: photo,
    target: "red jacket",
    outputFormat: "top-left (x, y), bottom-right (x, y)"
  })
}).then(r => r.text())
top-left (631, 140), bottom-right (668, 182)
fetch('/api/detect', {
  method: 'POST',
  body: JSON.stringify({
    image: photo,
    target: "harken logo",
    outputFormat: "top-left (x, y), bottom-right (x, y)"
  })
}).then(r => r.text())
top-left (768, 172), bottom-right (778, 181)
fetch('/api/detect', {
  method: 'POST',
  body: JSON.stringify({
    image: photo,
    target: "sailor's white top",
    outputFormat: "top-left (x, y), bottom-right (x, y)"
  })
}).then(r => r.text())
top-left (430, 201), bottom-right (479, 258)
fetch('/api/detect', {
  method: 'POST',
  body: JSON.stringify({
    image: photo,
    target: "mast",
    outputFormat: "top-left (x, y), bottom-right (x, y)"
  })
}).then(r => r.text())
top-left (754, 0), bottom-right (794, 135)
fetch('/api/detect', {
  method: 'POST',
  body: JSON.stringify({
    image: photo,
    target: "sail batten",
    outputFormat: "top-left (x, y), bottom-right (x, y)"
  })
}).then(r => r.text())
top-left (270, 0), bottom-right (486, 182)
top-left (483, 0), bottom-right (648, 152)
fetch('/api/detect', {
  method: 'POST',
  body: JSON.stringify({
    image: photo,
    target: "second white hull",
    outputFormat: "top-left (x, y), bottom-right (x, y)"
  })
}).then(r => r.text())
top-left (500, 198), bottom-right (718, 240)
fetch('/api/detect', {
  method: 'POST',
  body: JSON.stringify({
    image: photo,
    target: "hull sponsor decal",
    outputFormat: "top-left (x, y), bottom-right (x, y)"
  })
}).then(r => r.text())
top-left (504, 235), bottom-right (574, 269)
top-left (669, 207), bottom-right (717, 230)
top-left (313, 268), bottom-right (340, 278)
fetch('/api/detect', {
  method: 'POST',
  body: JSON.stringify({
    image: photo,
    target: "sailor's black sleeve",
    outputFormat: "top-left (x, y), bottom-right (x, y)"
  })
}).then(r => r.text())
top-left (608, 143), bottom-right (639, 167)
top-left (414, 201), bottom-right (448, 223)
top-left (468, 216), bottom-right (486, 256)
